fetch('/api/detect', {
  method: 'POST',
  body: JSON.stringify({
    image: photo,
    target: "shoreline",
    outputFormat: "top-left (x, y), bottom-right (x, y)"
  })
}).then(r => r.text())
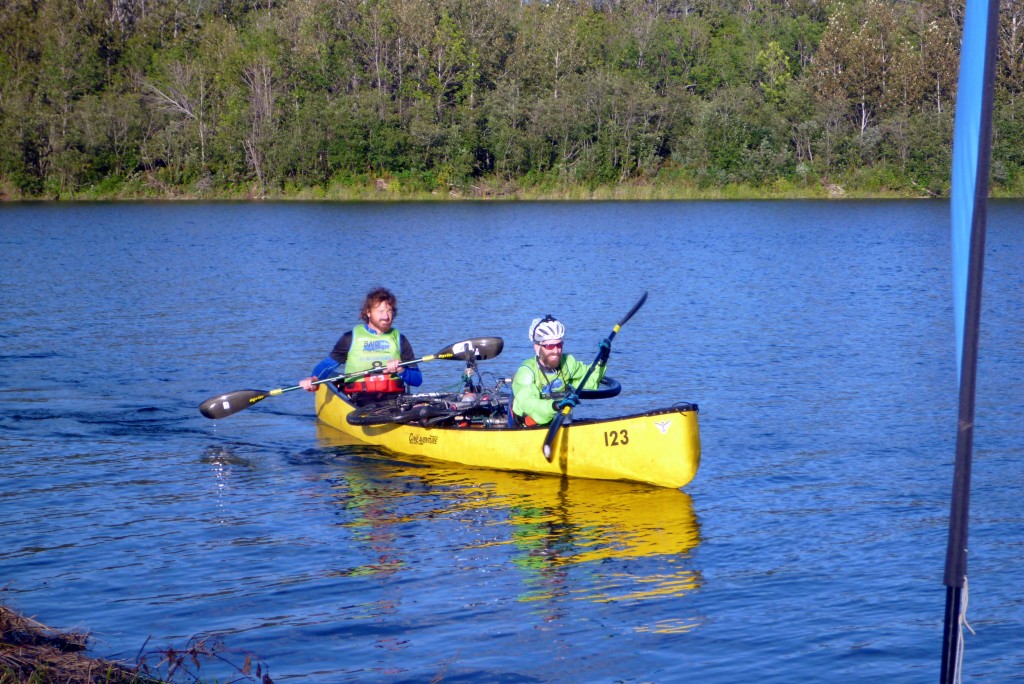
top-left (0, 604), bottom-right (146, 683)
top-left (0, 604), bottom-right (271, 683)
top-left (6, 187), bottom-right (1023, 202)
top-left (7, 176), bottom-right (1013, 203)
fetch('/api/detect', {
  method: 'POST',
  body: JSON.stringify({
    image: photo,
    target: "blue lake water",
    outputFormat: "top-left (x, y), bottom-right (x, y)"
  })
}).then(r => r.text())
top-left (1, 200), bottom-right (1022, 682)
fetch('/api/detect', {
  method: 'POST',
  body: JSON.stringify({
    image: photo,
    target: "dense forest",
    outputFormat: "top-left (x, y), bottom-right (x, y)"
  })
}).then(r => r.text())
top-left (1, 0), bottom-right (1023, 199)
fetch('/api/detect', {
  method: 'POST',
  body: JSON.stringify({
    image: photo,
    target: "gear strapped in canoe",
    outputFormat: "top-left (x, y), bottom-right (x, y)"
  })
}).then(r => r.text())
top-left (345, 376), bottom-right (622, 428)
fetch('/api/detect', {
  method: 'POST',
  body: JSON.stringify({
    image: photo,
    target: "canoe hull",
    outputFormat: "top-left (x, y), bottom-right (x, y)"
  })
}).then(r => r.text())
top-left (315, 385), bottom-right (700, 489)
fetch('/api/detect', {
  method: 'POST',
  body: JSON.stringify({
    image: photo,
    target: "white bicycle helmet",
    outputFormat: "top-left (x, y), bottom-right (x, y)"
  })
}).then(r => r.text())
top-left (529, 315), bottom-right (565, 344)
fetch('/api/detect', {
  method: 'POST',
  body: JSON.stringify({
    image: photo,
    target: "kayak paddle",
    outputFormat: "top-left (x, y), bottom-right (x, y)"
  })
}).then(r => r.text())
top-left (542, 292), bottom-right (647, 461)
top-left (199, 336), bottom-right (504, 420)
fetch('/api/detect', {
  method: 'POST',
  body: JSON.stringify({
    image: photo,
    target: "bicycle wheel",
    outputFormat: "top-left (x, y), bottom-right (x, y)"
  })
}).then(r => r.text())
top-left (346, 399), bottom-right (416, 426)
top-left (577, 376), bottom-right (621, 400)
top-left (403, 403), bottom-right (461, 427)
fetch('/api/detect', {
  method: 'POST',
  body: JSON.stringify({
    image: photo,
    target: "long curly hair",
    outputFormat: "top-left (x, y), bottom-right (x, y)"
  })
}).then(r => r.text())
top-left (360, 287), bottom-right (398, 322)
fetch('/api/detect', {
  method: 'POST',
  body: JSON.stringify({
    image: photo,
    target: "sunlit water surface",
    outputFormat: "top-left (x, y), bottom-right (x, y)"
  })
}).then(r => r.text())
top-left (1, 200), bottom-right (1022, 682)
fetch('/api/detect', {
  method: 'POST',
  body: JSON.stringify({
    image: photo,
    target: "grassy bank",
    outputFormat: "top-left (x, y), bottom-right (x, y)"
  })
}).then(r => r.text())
top-left (4, 170), bottom-right (1023, 203)
top-left (0, 175), bottom-right (968, 202)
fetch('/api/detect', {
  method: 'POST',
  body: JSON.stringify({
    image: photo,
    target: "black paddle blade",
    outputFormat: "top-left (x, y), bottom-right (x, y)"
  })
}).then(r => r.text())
top-left (439, 337), bottom-right (504, 361)
top-left (199, 389), bottom-right (269, 419)
top-left (619, 291), bottom-right (648, 328)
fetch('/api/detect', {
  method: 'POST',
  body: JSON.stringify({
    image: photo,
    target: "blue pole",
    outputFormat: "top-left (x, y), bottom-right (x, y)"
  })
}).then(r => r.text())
top-left (941, 0), bottom-right (999, 680)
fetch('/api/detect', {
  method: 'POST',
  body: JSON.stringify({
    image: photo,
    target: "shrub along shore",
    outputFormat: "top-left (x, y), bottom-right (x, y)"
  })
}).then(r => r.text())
top-left (6, 174), bottom-right (1018, 203)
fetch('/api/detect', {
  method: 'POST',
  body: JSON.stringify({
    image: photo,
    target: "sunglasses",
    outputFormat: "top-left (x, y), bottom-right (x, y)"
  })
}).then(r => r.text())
top-left (539, 341), bottom-right (563, 350)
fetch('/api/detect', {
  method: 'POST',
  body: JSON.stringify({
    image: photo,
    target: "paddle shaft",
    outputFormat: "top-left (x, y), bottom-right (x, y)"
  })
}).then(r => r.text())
top-left (285, 357), bottom-right (421, 394)
top-left (198, 360), bottom-right (422, 419)
top-left (303, 337), bottom-right (503, 393)
top-left (199, 336), bottom-right (503, 419)
top-left (542, 292), bottom-right (648, 461)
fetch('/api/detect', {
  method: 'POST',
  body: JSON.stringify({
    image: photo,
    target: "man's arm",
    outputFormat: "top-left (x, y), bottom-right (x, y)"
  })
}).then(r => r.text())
top-left (300, 332), bottom-right (351, 391)
top-left (512, 365), bottom-right (557, 425)
top-left (328, 331), bottom-right (354, 365)
top-left (309, 357), bottom-right (340, 380)
top-left (567, 354), bottom-right (606, 391)
top-left (399, 335), bottom-right (422, 387)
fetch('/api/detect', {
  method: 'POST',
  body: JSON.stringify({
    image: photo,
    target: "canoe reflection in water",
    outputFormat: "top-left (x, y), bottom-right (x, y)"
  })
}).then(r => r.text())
top-left (316, 424), bottom-right (703, 633)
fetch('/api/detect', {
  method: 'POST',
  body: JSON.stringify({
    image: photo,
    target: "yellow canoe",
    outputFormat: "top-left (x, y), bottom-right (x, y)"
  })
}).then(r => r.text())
top-left (314, 383), bottom-right (701, 489)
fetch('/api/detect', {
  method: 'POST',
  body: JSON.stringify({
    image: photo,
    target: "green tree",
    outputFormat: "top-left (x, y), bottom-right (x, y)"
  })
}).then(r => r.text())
top-left (756, 41), bottom-right (792, 105)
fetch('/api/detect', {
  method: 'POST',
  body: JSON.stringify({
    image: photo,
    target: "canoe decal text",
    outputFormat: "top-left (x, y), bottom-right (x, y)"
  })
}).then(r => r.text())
top-left (409, 434), bottom-right (438, 445)
top-left (604, 429), bottom-right (629, 447)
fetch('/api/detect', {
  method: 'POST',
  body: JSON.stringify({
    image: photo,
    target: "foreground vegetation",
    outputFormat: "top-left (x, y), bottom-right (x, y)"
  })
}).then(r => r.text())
top-left (1, 603), bottom-right (273, 684)
top-left (0, 605), bottom-right (139, 684)
top-left (2, 0), bottom-right (1024, 200)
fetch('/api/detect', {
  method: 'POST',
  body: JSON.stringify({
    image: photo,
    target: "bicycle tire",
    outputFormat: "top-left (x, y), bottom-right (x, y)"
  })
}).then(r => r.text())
top-left (577, 376), bottom-right (621, 400)
top-left (346, 400), bottom-right (416, 426)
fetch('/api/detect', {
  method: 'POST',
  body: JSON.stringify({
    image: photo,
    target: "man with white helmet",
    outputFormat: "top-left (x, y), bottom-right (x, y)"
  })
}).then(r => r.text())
top-left (511, 315), bottom-right (611, 426)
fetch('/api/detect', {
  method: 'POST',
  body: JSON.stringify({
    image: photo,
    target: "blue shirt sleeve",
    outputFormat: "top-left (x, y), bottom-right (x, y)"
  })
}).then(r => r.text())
top-left (398, 334), bottom-right (422, 387)
top-left (402, 366), bottom-right (422, 387)
top-left (310, 357), bottom-right (340, 380)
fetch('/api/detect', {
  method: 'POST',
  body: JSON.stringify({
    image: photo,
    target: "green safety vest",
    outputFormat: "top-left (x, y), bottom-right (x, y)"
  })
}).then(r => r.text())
top-left (344, 325), bottom-right (403, 378)
top-left (511, 355), bottom-right (605, 425)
